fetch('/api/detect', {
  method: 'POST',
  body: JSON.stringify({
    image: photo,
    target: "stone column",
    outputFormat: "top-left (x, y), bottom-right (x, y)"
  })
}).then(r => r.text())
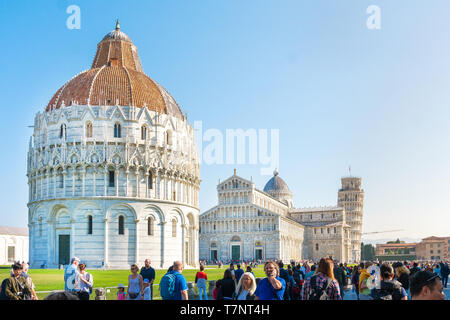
top-left (135, 169), bottom-right (139, 198)
top-left (63, 170), bottom-right (67, 197)
top-left (46, 172), bottom-right (50, 199)
top-left (181, 224), bottom-right (189, 265)
top-left (125, 169), bottom-right (129, 197)
top-left (72, 170), bottom-right (75, 197)
top-left (104, 218), bottom-right (108, 267)
top-left (70, 218), bottom-right (75, 258)
top-left (53, 172), bottom-right (57, 198)
top-left (47, 220), bottom-right (54, 266)
top-left (145, 171), bottom-right (149, 198)
top-left (135, 219), bottom-right (140, 264)
top-left (93, 170), bottom-right (96, 196)
top-left (115, 170), bottom-right (119, 197)
top-left (81, 168), bottom-right (86, 197)
top-left (160, 221), bottom-right (166, 268)
top-left (104, 170), bottom-right (107, 196)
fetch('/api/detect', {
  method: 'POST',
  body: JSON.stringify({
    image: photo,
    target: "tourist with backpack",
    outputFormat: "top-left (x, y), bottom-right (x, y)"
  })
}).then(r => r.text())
top-left (301, 258), bottom-right (342, 300)
top-left (254, 260), bottom-right (286, 300)
top-left (160, 261), bottom-right (188, 300)
top-left (370, 263), bottom-right (408, 300)
top-left (76, 263), bottom-right (93, 300)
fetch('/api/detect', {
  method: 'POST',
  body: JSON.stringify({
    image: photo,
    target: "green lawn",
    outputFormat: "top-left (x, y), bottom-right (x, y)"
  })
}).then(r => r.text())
top-left (0, 265), bottom-right (267, 300)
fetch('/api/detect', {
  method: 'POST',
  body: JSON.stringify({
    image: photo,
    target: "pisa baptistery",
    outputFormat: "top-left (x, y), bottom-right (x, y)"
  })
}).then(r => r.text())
top-left (27, 22), bottom-right (200, 269)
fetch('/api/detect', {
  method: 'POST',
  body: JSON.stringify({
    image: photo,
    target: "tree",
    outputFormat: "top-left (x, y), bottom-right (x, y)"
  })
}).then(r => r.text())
top-left (361, 243), bottom-right (375, 261)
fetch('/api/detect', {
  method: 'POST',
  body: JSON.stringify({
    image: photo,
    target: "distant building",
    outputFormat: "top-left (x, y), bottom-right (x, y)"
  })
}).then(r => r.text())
top-left (199, 170), bottom-right (364, 263)
top-left (416, 236), bottom-right (450, 261)
top-left (0, 226), bottom-right (29, 265)
top-left (375, 242), bottom-right (418, 260)
top-left (375, 236), bottom-right (450, 261)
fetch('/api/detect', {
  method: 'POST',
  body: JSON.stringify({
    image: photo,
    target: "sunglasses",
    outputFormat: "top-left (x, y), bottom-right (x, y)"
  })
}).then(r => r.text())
top-left (426, 274), bottom-right (441, 282)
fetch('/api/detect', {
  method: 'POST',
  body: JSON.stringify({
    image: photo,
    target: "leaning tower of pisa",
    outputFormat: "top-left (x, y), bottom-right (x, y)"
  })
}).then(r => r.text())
top-left (337, 176), bottom-right (364, 262)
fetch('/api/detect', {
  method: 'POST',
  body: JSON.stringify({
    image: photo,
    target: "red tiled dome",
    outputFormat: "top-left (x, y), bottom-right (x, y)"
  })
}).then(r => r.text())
top-left (46, 22), bottom-right (183, 120)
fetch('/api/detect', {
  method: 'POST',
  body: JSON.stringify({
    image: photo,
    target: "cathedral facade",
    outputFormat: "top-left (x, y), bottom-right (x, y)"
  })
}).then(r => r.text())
top-left (27, 23), bottom-right (200, 269)
top-left (199, 170), bottom-right (364, 263)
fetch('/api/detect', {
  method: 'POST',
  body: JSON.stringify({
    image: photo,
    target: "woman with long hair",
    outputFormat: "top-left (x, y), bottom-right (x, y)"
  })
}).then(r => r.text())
top-left (301, 258), bottom-right (342, 300)
top-left (395, 265), bottom-right (410, 291)
top-left (232, 272), bottom-right (257, 300)
top-left (215, 268), bottom-right (235, 300)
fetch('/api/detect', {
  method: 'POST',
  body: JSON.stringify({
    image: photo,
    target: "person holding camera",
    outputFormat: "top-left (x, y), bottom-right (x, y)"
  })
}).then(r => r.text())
top-left (3, 262), bottom-right (35, 300)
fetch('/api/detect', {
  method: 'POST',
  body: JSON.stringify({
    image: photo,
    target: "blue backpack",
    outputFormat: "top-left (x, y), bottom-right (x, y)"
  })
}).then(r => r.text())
top-left (160, 272), bottom-right (177, 300)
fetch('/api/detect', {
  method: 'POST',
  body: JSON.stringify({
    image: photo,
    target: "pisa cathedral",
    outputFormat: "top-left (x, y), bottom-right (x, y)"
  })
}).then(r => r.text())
top-left (27, 22), bottom-right (200, 269)
top-left (199, 170), bottom-right (364, 263)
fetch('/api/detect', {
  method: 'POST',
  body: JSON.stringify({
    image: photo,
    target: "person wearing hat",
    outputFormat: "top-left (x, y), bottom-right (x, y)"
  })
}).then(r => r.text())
top-left (117, 284), bottom-right (126, 300)
top-left (1, 262), bottom-right (34, 300)
top-left (64, 257), bottom-right (80, 293)
top-left (143, 278), bottom-right (152, 300)
top-left (410, 271), bottom-right (445, 300)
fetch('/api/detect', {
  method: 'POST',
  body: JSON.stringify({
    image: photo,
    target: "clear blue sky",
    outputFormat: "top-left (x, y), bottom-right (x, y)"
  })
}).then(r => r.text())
top-left (1, 0), bottom-right (449, 239)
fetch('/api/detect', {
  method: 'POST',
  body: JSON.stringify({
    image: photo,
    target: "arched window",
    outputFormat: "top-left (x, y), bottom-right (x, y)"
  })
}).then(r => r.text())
top-left (147, 217), bottom-right (154, 236)
top-left (172, 219), bottom-right (177, 237)
top-left (118, 216), bottom-right (124, 235)
top-left (109, 170), bottom-right (115, 187)
top-left (60, 124), bottom-right (66, 139)
top-left (141, 125), bottom-right (147, 140)
top-left (316, 243), bottom-right (319, 251)
top-left (86, 122), bottom-right (93, 138)
top-left (58, 171), bottom-right (64, 188)
top-left (88, 215), bottom-right (93, 235)
top-left (148, 171), bottom-right (153, 189)
top-left (114, 123), bottom-right (121, 138)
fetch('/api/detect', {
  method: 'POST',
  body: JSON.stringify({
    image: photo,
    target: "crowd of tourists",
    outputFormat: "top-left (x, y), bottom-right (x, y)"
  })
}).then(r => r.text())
top-left (0, 257), bottom-right (447, 300)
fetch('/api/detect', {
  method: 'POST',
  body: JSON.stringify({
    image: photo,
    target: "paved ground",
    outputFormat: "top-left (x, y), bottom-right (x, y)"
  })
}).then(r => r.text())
top-left (342, 285), bottom-right (450, 300)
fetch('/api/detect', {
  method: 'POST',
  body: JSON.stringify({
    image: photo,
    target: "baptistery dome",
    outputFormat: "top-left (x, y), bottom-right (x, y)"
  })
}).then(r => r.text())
top-left (46, 21), bottom-right (183, 120)
top-left (27, 22), bottom-right (200, 270)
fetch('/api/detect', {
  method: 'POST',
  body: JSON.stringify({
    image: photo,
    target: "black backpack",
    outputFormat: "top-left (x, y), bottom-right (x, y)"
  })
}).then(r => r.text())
top-left (307, 275), bottom-right (332, 300)
top-left (371, 280), bottom-right (403, 300)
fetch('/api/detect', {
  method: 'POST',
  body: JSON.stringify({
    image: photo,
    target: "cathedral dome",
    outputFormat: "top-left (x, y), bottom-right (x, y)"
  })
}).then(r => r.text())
top-left (263, 170), bottom-right (293, 207)
top-left (263, 170), bottom-right (291, 193)
top-left (45, 21), bottom-right (183, 120)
